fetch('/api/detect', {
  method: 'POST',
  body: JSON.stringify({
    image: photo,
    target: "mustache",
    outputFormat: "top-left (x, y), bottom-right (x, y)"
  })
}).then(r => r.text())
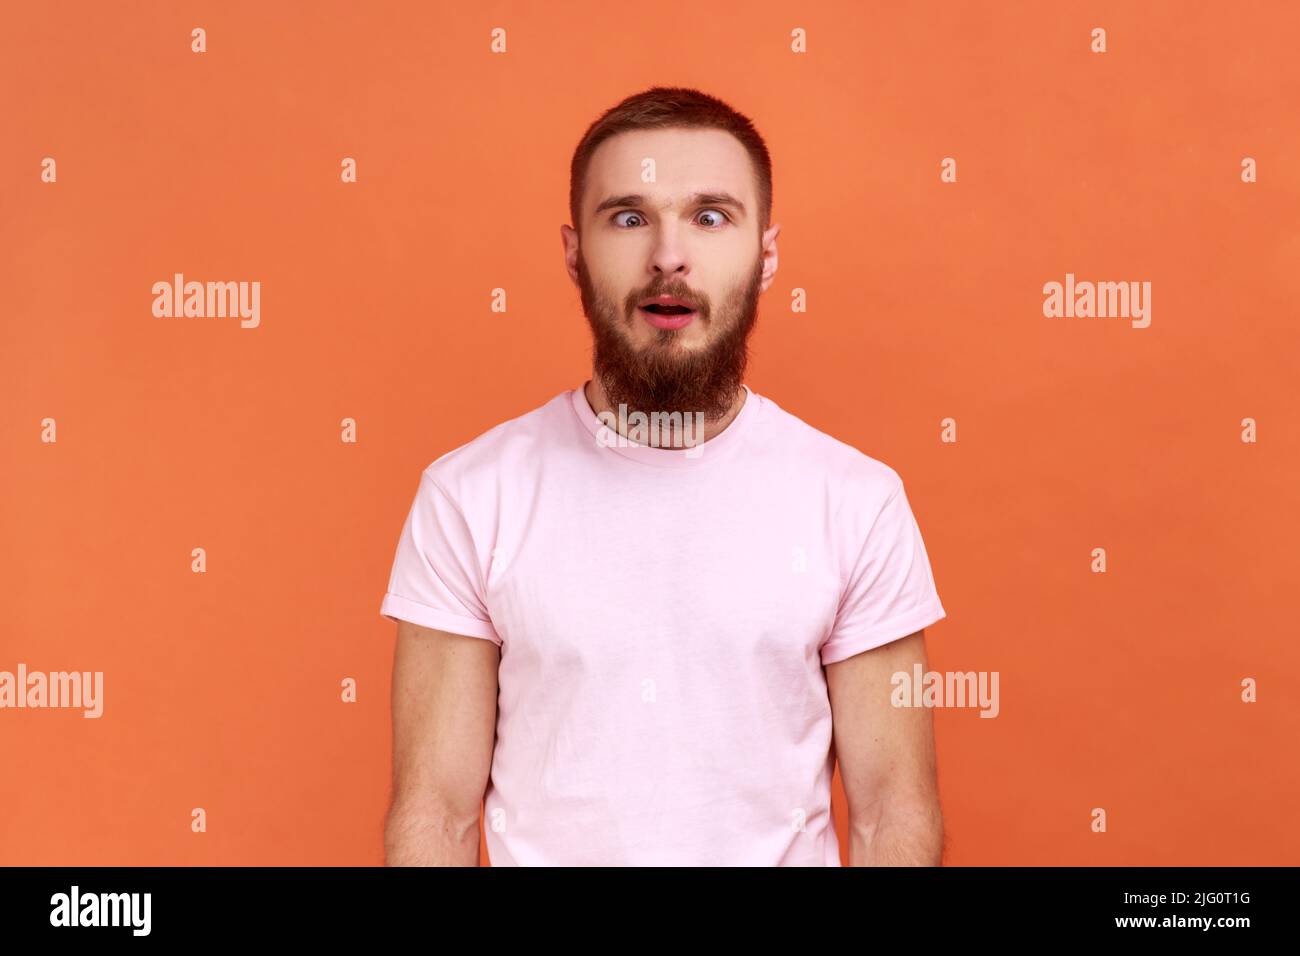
top-left (627, 288), bottom-right (707, 316)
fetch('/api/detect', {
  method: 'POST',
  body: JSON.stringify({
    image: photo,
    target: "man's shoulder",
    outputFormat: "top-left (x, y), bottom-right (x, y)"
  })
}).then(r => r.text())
top-left (756, 390), bottom-right (904, 498)
top-left (418, 387), bottom-right (573, 496)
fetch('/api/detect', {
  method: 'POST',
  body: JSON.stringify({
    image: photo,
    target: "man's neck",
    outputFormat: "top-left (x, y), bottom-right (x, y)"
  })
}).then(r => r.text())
top-left (583, 377), bottom-right (747, 447)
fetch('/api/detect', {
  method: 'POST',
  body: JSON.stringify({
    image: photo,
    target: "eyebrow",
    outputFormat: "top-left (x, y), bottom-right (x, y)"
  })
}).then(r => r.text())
top-left (592, 191), bottom-right (748, 219)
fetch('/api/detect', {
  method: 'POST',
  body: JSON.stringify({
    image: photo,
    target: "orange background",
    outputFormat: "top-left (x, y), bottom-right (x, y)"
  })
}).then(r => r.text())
top-left (2, 0), bottom-right (1297, 865)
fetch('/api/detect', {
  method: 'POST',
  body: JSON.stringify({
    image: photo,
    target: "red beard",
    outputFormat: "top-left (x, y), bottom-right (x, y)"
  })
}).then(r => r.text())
top-left (576, 253), bottom-right (763, 421)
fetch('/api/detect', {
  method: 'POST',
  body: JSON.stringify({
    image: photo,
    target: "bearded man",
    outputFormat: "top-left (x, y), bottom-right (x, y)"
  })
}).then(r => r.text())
top-left (380, 86), bottom-right (948, 867)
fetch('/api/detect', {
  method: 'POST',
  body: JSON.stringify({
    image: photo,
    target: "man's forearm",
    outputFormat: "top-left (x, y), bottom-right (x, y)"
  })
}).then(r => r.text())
top-left (384, 803), bottom-right (482, 866)
top-left (847, 799), bottom-right (944, 866)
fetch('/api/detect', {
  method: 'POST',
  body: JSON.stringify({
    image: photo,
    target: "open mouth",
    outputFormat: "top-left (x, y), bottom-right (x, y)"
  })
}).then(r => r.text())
top-left (638, 302), bottom-right (698, 330)
top-left (640, 304), bottom-right (694, 315)
top-left (637, 295), bottom-right (699, 329)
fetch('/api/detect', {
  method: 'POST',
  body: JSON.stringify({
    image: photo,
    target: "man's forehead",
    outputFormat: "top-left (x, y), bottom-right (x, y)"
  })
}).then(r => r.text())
top-left (586, 128), bottom-right (754, 208)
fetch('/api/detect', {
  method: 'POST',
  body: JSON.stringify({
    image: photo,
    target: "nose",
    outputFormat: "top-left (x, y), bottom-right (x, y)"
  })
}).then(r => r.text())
top-left (647, 227), bottom-right (690, 279)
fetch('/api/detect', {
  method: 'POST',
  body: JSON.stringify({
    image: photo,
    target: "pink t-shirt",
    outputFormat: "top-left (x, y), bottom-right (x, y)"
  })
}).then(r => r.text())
top-left (380, 382), bottom-right (946, 865)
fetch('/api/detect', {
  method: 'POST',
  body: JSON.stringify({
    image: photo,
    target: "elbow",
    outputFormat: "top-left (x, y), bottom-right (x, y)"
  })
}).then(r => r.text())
top-left (848, 794), bottom-right (944, 866)
top-left (383, 797), bottom-right (482, 866)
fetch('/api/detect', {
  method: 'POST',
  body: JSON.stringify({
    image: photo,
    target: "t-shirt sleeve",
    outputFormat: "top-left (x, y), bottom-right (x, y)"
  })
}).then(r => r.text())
top-left (819, 478), bottom-right (946, 666)
top-left (379, 470), bottom-right (502, 645)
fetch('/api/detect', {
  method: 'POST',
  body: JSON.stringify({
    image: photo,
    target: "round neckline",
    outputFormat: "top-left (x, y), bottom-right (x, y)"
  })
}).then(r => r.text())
top-left (569, 380), bottom-right (759, 468)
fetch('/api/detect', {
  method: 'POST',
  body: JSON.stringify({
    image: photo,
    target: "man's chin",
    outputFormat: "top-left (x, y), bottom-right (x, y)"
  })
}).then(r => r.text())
top-left (596, 365), bottom-right (742, 421)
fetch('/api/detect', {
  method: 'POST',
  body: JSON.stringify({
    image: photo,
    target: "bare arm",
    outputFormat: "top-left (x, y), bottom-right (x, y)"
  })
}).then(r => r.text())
top-left (384, 619), bottom-right (501, 866)
top-left (825, 629), bottom-right (944, 866)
